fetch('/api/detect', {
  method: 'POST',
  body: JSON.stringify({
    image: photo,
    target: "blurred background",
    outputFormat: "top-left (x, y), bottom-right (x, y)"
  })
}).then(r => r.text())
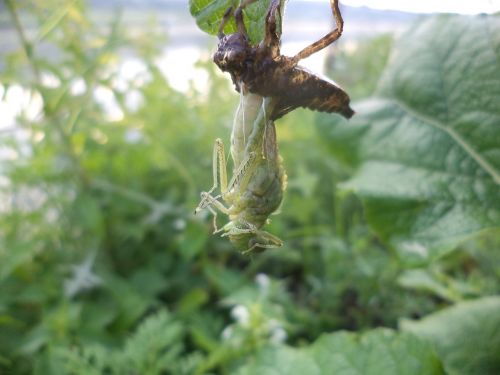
top-left (0, 0), bottom-right (499, 374)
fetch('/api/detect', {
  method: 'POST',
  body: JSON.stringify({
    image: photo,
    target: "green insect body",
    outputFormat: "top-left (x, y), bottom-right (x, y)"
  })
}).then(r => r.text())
top-left (195, 91), bottom-right (287, 254)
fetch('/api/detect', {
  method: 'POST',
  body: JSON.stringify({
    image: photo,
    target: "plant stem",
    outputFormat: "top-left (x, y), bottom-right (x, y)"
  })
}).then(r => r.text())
top-left (5, 0), bottom-right (41, 82)
top-left (6, 0), bottom-right (93, 186)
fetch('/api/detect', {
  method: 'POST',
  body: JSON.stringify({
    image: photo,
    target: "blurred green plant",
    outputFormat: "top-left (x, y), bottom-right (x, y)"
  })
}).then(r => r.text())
top-left (55, 311), bottom-right (188, 375)
top-left (401, 296), bottom-right (500, 374)
top-left (238, 328), bottom-right (444, 375)
top-left (318, 14), bottom-right (500, 264)
top-left (0, 0), bottom-right (498, 374)
top-left (326, 33), bottom-right (393, 100)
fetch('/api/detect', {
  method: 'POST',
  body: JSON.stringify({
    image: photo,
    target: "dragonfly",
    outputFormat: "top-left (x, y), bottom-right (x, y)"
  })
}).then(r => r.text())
top-left (195, 91), bottom-right (287, 254)
top-left (195, 0), bottom-right (353, 254)
top-left (214, 0), bottom-right (354, 120)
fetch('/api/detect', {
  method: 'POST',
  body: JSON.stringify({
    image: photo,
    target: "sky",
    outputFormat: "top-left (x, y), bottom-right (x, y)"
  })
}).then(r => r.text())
top-left (311, 0), bottom-right (500, 14)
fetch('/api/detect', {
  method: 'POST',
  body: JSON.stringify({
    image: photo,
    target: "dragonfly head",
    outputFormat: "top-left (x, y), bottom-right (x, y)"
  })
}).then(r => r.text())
top-left (214, 33), bottom-right (251, 74)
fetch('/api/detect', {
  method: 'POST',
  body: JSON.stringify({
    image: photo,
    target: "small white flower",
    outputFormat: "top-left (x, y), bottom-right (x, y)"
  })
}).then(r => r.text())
top-left (268, 319), bottom-right (287, 343)
top-left (93, 86), bottom-right (123, 122)
top-left (70, 78), bottom-right (87, 96)
top-left (231, 305), bottom-right (250, 326)
top-left (270, 326), bottom-right (287, 344)
top-left (41, 72), bottom-right (61, 88)
top-left (173, 218), bottom-right (186, 231)
top-left (125, 90), bottom-right (144, 112)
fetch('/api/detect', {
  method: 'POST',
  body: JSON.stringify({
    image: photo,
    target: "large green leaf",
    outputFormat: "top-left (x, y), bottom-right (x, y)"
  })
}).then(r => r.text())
top-left (189, 0), bottom-right (283, 44)
top-left (318, 14), bottom-right (500, 262)
top-left (401, 296), bottom-right (500, 375)
top-left (238, 329), bottom-right (444, 374)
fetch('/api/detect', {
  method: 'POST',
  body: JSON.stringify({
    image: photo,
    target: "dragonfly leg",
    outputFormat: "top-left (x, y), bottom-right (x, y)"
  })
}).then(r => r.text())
top-left (220, 221), bottom-right (256, 237)
top-left (196, 191), bottom-right (229, 217)
top-left (207, 206), bottom-right (220, 233)
top-left (242, 230), bottom-right (283, 255)
top-left (212, 138), bottom-right (228, 195)
top-left (218, 6), bottom-right (234, 39)
top-left (242, 242), bottom-right (280, 255)
top-left (234, 0), bottom-right (260, 37)
top-left (197, 191), bottom-right (232, 233)
top-left (291, 0), bottom-right (343, 65)
top-left (222, 221), bottom-right (283, 254)
top-left (263, 0), bottom-right (281, 57)
top-left (195, 138), bottom-right (228, 214)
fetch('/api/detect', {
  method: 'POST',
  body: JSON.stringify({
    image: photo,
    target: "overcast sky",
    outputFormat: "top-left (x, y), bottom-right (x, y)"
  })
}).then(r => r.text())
top-left (320, 0), bottom-right (500, 14)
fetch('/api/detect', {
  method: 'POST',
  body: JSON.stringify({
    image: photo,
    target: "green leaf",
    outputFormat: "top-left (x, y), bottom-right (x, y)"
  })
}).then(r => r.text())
top-left (177, 220), bottom-right (209, 261)
top-left (56, 311), bottom-right (185, 375)
top-left (177, 288), bottom-right (209, 316)
top-left (238, 329), bottom-right (444, 375)
top-left (397, 269), bottom-right (460, 302)
top-left (318, 14), bottom-right (500, 262)
top-left (123, 311), bottom-right (184, 373)
top-left (238, 345), bottom-right (319, 375)
top-left (189, 0), bottom-right (283, 44)
top-left (401, 296), bottom-right (500, 375)
top-left (0, 243), bottom-right (34, 281)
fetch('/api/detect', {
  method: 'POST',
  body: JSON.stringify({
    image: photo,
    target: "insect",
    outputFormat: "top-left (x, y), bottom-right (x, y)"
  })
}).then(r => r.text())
top-left (195, 91), bottom-right (287, 254)
top-left (214, 0), bottom-right (354, 120)
top-left (195, 0), bottom-right (353, 254)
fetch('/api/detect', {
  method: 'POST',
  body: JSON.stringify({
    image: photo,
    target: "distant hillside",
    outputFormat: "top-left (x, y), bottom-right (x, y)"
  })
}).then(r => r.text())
top-left (88, 0), bottom-right (418, 22)
top-left (86, 0), bottom-right (419, 44)
top-left (1, 1), bottom-right (420, 51)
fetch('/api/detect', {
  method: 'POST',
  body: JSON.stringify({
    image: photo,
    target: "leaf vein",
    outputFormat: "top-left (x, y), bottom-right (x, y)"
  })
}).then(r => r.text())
top-left (390, 99), bottom-right (500, 185)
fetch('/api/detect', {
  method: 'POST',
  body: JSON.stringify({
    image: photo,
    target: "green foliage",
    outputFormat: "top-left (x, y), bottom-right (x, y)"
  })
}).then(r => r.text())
top-left (318, 14), bottom-right (500, 264)
top-left (189, 0), bottom-right (284, 44)
top-left (57, 311), bottom-right (190, 375)
top-left (238, 329), bottom-right (444, 375)
top-left (401, 296), bottom-right (500, 375)
top-left (0, 1), bottom-right (499, 374)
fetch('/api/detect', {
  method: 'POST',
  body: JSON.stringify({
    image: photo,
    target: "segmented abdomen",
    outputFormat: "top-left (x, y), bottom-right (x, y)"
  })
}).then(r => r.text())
top-left (236, 156), bottom-right (286, 227)
top-left (229, 120), bottom-right (287, 230)
top-left (245, 57), bottom-right (354, 120)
